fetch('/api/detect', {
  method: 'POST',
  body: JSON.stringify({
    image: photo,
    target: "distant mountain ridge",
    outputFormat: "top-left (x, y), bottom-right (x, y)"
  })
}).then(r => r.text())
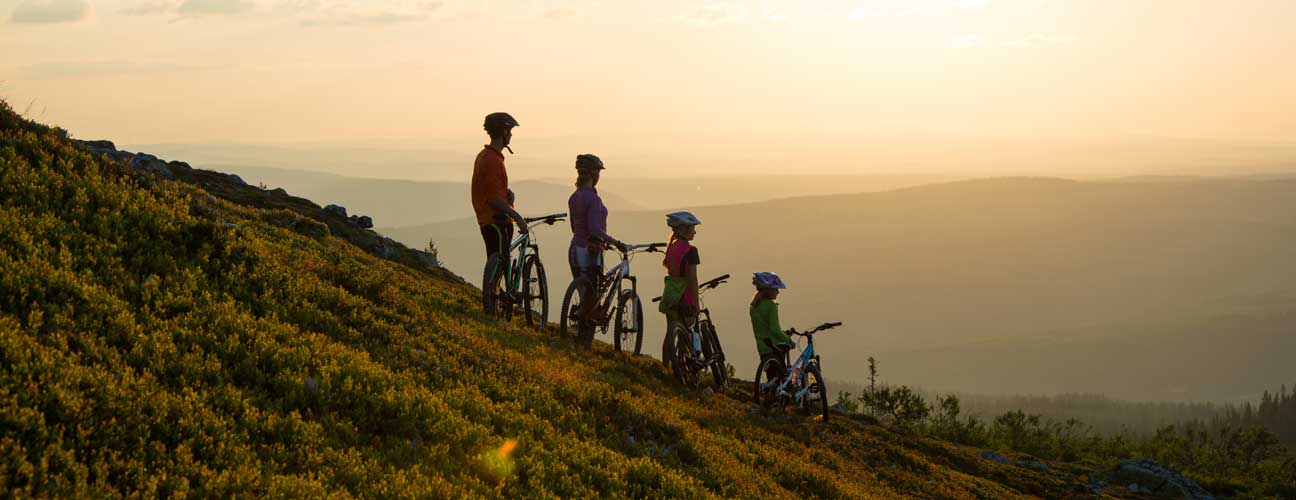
top-left (207, 164), bottom-right (641, 228)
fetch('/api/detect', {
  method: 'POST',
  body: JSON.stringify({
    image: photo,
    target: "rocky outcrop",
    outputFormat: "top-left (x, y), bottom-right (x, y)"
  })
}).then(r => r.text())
top-left (349, 215), bottom-right (374, 229)
top-left (1111, 459), bottom-right (1214, 499)
top-left (322, 204), bottom-right (375, 230)
top-left (74, 139), bottom-right (174, 179)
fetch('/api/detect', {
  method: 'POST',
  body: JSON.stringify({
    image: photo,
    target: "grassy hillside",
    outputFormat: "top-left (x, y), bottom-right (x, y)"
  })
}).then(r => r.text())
top-left (386, 177), bottom-right (1296, 402)
top-left (0, 103), bottom-right (1121, 497)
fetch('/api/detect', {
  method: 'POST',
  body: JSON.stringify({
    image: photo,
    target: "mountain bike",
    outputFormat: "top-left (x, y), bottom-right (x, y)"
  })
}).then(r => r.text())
top-left (653, 274), bottom-right (731, 389)
top-left (560, 241), bottom-right (667, 353)
top-left (482, 212), bottom-right (566, 327)
top-left (754, 322), bottom-right (841, 421)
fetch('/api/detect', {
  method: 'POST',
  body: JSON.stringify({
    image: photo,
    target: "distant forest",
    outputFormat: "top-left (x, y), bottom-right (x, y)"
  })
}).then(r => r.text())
top-left (831, 379), bottom-right (1296, 446)
top-left (829, 376), bottom-right (1296, 496)
top-left (1222, 385), bottom-right (1296, 448)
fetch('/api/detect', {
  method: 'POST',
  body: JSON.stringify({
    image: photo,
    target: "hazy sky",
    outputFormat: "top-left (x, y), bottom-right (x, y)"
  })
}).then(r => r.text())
top-left (3, 0), bottom-right (1294, 177)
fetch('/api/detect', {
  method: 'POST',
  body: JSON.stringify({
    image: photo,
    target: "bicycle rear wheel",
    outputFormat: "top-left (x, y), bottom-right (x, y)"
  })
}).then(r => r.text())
top-left (753, 357), bottom-right (783, 409)
top-left (482, 253), bottom-right (510, 321)
top-left (522, 255), bottom-right (548, 328)
top-left (559, 277), bottom-right (595, 345)
top-left (805, 363), bottom-right (829, 421)
top-left (614, 289), bottom-right (644, 355)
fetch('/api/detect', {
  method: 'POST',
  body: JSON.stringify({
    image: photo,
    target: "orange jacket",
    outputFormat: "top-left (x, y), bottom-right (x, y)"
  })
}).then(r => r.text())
top-left (471, 145), bottom-right (510, 226)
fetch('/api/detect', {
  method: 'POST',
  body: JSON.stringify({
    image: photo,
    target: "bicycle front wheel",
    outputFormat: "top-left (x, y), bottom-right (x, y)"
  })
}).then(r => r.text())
top-left (522, 255), bottom-right (548, 328)
top-left (559, 277), bottom-right (595, 345)
top-left (614, 289), bottom-right (644, 355)
top-left (805, 363), bottom-right (829, 421)
top-left (698, 320), bottom-right (728, 388)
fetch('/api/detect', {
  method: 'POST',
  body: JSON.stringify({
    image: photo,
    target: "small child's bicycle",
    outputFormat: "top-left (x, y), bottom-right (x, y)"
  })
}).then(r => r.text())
top-left (653, 274), bottom-right (731, 389)
top-left (754, 322), bottom-right (842, 421)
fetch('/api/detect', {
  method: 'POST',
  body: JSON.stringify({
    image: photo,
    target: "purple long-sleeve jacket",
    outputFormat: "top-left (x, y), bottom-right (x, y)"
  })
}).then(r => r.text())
top-left (568, 186), bottom-right (610, 248)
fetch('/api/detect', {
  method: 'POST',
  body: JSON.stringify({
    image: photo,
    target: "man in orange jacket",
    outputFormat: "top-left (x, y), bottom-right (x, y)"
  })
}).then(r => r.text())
top-left (473, 112), bottom-right (529, 312)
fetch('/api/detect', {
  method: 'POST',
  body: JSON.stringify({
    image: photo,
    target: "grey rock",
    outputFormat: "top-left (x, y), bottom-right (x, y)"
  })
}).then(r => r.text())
top-left (1111, 459), bottom-right (1214, 500)
top-left (271, 187), bottom-right (288, 196)
top-left (979, 451), bottom-right (1011, 464)
top-left (74, 140), bottom-right (178, 180)
top-left (351, 215), bottom-right (374, 229)
top-left (167, 160), bottom-right (192, 172)
top-left (76, 139), bottom-right (116, 152)
top-left (413, 249), bottom-right (441, 268)
top-left (225, 173), bottom-right (246, 186)
top-left (324, 204), bottom-right (348, 218)
top-left (126, 153), bottom-right (173, 179)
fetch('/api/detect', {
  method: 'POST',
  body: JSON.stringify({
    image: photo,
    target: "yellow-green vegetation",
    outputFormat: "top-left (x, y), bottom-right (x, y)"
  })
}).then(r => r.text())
top-left (1, 101), bottom-right (1102, 499)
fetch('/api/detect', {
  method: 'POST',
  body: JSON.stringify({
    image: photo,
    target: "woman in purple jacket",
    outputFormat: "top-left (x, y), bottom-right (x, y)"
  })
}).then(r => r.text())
top-left (567, 154), bottom-right (625, 281)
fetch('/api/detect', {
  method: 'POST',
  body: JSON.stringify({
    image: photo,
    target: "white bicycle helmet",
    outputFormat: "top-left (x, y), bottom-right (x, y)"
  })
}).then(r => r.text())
top-left (752, 272), bottom-right (787, 289)
top-left (666, 211), bottom-right (701, 228)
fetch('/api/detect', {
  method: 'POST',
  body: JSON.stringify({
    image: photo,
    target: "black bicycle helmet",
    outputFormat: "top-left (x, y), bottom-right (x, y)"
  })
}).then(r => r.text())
top-left (575, 154), bottom-right (605, 171)
top-left (483, 112), bottom-right (519, 137)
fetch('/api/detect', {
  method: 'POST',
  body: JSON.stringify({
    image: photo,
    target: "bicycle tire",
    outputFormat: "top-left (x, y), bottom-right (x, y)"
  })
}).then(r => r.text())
top-left (753, 357), bottom-right (783, 409)
top-left (671, 323), bottom-right (700, 387)
top-left (805, 363), bottom-right (829, 421)
top-left (559, 277), bottom-right (595, 345)
top-left (522, 255), bottom-right (548, 328)
top-left (699, 320), bottom-right (728, 388)
top-left (614, 289), bottom-right (644, 355)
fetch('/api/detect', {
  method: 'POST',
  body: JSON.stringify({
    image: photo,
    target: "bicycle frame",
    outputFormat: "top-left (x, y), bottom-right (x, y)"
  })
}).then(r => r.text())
top-left (501, 231), bottom-right (536, 295)
top-left (775, 338), bottom-right (818, 404)
top-left (586, 243), bottom-right (662, 329)
top-left (495, 213), bottom-right (565, 296)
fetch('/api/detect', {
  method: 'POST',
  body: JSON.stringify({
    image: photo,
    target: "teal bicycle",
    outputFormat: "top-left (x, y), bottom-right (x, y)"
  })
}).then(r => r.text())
top-left (482, 212), bottom-right (566, 327)
top-left (754, 322), bottom-right (841, 421)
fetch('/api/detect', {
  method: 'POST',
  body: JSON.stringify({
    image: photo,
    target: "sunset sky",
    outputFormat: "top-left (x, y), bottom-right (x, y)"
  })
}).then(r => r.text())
top-left (3, 0), bottom-right (1294, 177)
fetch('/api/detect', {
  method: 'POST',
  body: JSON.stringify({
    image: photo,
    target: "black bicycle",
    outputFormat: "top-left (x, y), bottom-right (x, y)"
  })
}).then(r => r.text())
top-left (560, 242), bottom-right (667, 352)
top-left (653, 274), bottom-right (730, 388)
top-left (482, 212), bottom-right (566, 327)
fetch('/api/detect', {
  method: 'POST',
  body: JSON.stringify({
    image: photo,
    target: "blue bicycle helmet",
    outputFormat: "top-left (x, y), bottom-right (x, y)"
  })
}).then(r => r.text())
top-left (752, 272), bottom-right (787, 289)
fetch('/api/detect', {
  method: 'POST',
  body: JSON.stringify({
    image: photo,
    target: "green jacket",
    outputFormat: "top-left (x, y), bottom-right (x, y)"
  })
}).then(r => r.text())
top-left (750, 298), bottom-right (792, 355)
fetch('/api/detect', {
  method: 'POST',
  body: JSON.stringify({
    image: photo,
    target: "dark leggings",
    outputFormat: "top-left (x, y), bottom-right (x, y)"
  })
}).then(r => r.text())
top-left (480, 222), bottom-right (513, 283)
top-left (480, 222), bottom-right (513, 259)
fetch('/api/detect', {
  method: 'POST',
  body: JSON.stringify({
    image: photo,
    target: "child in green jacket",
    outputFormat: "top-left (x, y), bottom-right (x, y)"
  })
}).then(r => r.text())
top-left (750, 272), bottom-right (793, 370)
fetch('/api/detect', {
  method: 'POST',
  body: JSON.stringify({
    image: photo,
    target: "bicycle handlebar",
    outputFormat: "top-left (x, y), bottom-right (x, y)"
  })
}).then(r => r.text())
top-left (625, 242), bottom-right (668, 253)
top-left (524, 213), bottom-right (567, 226)
top-left (700, 274), bottom-right (730, 290)
top-left (650, 274), bottom-right (729, 303)
top-left (786, 322), bottom-right (843, 336)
